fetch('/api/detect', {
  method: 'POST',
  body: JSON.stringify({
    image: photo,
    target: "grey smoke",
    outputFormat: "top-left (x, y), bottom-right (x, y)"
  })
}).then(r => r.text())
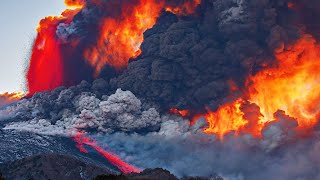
top-left (2, 86), bottom-right (320, 180)
top-left (3, 0), bottom-right (320, 179)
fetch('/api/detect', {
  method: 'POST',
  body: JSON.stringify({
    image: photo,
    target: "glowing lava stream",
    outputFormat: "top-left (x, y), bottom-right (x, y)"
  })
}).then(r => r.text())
top-left (202, 35), bottom-right (320, 139)
top-left (73, 132), bottom-right (141, 174)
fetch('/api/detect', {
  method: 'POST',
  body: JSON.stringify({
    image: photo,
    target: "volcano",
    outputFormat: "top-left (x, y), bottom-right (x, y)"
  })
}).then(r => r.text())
top-left (1, 0), bottom-right (320, 179)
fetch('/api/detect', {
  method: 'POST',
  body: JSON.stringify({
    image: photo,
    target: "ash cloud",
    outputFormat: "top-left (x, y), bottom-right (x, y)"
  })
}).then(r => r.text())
top-left (110, 0), bottom-right (314, 112)
top-left (2, 85), bottom-right (320, 179)
top-left (3, 86), bottom-right (161, 135)
top-left (9, 0), bottom-right (320, 179)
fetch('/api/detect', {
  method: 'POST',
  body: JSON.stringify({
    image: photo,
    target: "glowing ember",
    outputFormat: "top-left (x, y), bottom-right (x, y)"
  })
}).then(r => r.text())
top-left (73, 132), bottom-right (141, 174)
top-left (169, 108), bottom-right (190, 117)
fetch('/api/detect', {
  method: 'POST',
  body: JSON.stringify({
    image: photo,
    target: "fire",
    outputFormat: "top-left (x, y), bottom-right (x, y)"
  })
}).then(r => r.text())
top-left (84, 0), bottom-right (164, 75)
top-left (248, 35), bottom-right (320, 129)
top-left (73, 132), bottom-right (141, 174)
top-left (0, 92), bottom-right (24, 100)
top-left (202, 35), bottom-right (320, 139)
top-left (64, 0), bottom-right (86, 9)
top-left (169, 108), bottom-right (190, 117)
top-left (27, 0), bottom-right (201, 94)
top-left (28, 2), bottom-right (84, 95)
top-left (0, 92), bottom-right (25, 107)
top-left (28, 18), bottom-right (65, 95)
top-left (165, 0), bottom-right (201, 15)
top-left (84, 0), bottom-right (202, 76)
top-left (204, 99), bottom-right (247, 139)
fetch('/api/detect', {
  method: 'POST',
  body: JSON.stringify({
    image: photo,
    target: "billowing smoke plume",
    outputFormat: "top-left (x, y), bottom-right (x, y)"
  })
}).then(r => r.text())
top-left (2, 85), bottom-right (320, 179)
top-left (112, 0), bottom-right (309, 111)
top-left (12, 0), bottom-right (320, 179)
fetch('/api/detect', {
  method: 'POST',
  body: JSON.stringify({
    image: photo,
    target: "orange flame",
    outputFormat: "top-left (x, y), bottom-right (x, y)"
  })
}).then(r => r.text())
top-left (84, 0), bottom-right (202, 76)
top-left (0, 92), bottom-right (24, 100)
top-left (201, 35), bottom-right (320, 139)
top-left (36, 1), bottom-right (83, 33)
top-left (169, 108), bottom-right (190, 117)
top-left (0, 92), bottom-right (25, 106)
top-left (248, 35), bottom-right (320, 129)
top-left (165, 0), bottom-right (201, 15)
top-left (64, 0), bottom-right (86, 9)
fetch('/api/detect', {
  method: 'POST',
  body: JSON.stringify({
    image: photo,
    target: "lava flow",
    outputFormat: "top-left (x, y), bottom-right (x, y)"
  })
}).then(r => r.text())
top-left (73, 132), bottom-right (141, 174)
top-left (202, 35), bottom-right (320, 139)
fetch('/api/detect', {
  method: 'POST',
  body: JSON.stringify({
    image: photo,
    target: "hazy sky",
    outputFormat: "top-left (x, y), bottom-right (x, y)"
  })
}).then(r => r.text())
top-left (0, 0), bottom-right (67, 93)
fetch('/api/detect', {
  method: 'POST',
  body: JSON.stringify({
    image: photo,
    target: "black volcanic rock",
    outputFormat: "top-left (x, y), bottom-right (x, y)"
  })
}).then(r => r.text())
top-left (0, 130), bottom-right (118, 175)
top-left (0, 153), bottom-right (113, 180)
top-left (128, 168), bottom-right (178, 180)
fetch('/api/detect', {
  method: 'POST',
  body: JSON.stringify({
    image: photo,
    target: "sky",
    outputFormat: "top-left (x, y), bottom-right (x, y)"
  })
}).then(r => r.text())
top-left (0, 0), bottom-right (67, 93)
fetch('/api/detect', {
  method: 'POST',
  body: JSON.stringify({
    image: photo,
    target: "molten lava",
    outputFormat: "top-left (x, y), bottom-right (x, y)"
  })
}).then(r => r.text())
top-left (202, 35), bottom-right (320, 139)
top-left (73, 132), bottom-right (141, 174)
top-left (27, 3), bottom-right (82, 95)
top-left (27, 0), bottom-right (201, 95)
top-left (0, 92), bottom-right (25, 107)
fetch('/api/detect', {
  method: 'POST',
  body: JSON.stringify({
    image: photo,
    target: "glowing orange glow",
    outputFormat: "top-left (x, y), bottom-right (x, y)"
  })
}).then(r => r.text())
top-left (73, 132), bottom-right (141, 174)
top-left (287, 2), bottom-right (295, 9)
top-left (84, 0), bottom-right (202, 76)
top-left (248, 35), bottom-right (320, 129)
top-left (169, 108), bottom-right (190, 117)
top-left (0, 92), bottom-right (24, 100)
top-left (0, 92), bottom-right (25, 106)
top-left (204, 99), bottom-right (247, 139)
top-left (64, 0), bottom-right (86, 9)
top-left (202, 35), bottom-right (320, 139)
top-left (28, 4), bottom-right (84, 95)
top-left (165, 0), bottom-right (201, 15)
top-left (28, 0), bottom-right (201, 94)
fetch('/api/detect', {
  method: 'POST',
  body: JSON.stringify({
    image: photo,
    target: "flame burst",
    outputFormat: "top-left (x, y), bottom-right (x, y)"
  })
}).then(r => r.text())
top-left (84, 0), bottom-right (202, 76)
top-left (203, 35), bottom-right (320, 139)
top-left (28, 3), bottom-right (82, 95)
top-left (165, 0), bottom-right (201, 15)
top-left (27, 0), bottom-right (201, 94)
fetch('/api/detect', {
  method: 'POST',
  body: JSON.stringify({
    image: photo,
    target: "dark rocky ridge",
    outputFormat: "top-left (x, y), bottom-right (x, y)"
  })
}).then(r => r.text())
top-left (0, 130), bottom-right (118, 175)
top-left (0, 154), bottom-right (113, 180)
top-left (0, 154), bottom-right (224, 180)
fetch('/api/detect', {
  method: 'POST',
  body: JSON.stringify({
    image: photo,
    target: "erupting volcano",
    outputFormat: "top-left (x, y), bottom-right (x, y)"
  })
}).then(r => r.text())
top-left (6, 0), bottom-right (320, 179)
top-left (27, 0), bottom-right (201, 95)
